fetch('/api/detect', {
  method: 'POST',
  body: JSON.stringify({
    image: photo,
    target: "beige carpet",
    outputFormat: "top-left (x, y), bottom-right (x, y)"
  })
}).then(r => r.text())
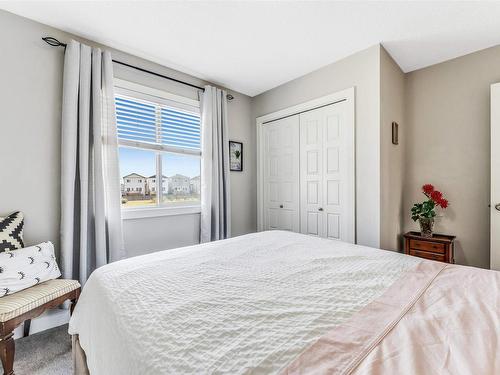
top-left (13, 324), bottom-right (71, 375)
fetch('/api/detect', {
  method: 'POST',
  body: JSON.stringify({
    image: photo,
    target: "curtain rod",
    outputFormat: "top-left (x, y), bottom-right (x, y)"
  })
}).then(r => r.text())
top-left (42, 37), bottom-right (234, 101)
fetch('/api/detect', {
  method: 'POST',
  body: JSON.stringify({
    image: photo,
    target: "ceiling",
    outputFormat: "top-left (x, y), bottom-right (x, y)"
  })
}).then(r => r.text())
top-left (2, 1), bottom-right (500, 97)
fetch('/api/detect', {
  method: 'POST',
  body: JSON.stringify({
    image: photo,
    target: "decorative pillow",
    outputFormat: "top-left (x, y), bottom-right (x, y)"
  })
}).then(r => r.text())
top-left (0, 241), bottom-right (61, 297)
top-left (0, 211), bottom-right (24, 252)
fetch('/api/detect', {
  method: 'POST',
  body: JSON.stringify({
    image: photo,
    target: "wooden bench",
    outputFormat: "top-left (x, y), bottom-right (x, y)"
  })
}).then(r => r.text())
top-left (0, 279), bottom-right (80, 375)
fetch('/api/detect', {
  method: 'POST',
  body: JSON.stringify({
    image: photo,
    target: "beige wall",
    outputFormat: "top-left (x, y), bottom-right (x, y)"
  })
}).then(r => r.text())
top-left (404, 45), bottom-right (500, 268)
top-left (252, 45), bottom-right (382, 248)
top-left (0, 10), bottom-right (256, 258)
top-left (380, 48), bottom-right (406, 251)
top-left (227, 91), bottom-right (257, 237)
top-left (1, 11), bottom-right (64, 253)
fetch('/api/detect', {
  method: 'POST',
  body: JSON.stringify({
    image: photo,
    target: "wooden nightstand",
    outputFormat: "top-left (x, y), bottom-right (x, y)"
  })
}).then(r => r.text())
top-left (403, 231), bottom-right (455, 264)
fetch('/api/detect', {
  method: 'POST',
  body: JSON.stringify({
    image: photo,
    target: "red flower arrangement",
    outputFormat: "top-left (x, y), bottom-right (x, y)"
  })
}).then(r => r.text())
top-left (411, 184), bottom-right (449, 222)
top-left (411, 184), bottom-right (449, 237)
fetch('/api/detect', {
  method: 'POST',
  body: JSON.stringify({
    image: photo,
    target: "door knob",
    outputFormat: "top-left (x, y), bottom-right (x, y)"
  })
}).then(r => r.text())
top-left (495, 203), bottom-right (500, 211)
top-left (279, 204), bottom-right (283, 208)
top-left (318, 207), bottom-right (324, 211)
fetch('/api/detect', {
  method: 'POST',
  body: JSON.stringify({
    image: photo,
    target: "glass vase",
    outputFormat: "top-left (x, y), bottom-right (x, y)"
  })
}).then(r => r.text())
top-left (419, 217), bottom-right (434, 238)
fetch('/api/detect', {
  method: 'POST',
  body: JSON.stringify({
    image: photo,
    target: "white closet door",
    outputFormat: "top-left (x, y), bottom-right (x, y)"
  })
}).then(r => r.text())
top-left (263, 115), bottom-right (300, 232)
top-left (491, 83), bottom-right (500, 270)
top-left (300, 101), bottom-right (355, 242)
top-left (300, 110), bottom-right (324, 236)
top-left (322, 101), bottom-right (355, 242)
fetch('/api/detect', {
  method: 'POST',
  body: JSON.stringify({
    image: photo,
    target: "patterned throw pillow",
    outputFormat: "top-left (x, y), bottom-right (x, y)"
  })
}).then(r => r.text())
top-left (0, 211), bottom-right (24, 252)
top-left (0, 241), bottom-right (61, 297)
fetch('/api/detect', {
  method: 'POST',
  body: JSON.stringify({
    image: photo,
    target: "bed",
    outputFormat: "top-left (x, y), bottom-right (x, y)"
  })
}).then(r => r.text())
top-left (68, 231), bottom-right (500, 374)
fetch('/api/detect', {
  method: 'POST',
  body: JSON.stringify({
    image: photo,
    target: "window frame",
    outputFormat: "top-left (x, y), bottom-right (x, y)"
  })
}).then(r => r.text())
top-left (114, 79), bottom-right (202, 220)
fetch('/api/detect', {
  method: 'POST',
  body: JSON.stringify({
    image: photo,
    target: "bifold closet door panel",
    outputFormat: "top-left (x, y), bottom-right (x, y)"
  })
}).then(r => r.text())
top-left (262, 115), bottom-right (300, 232)
top-left (299, 101), bottom-right (355, 242)
top-left (299, 110), bottom-right (324, 237)
top-left (322, 101), bottom-right (354, 243)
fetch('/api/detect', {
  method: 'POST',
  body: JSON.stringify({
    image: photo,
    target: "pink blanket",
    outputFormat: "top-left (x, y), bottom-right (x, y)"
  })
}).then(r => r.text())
top-left (284, 261), bottom-right (500, 374)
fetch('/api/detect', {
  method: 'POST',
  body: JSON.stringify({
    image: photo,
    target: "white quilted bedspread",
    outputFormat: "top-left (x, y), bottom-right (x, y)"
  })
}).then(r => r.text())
top-left (69, 231), bottom-right (419, 375)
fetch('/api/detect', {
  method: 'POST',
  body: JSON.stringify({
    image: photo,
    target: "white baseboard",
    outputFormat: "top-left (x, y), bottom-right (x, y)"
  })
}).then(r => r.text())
top-left (13, 308), bottom-right (70, 339)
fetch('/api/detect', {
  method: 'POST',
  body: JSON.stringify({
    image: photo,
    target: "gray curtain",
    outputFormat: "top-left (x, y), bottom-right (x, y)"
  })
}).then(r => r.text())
top-left (60, 40), bottom-right (124, 284)
top-left (200, 86), bottom-right (231, 242)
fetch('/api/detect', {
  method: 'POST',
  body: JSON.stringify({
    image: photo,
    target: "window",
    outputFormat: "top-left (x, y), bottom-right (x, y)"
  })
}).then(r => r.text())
top-left (115, 79), bottom-right (201, 213)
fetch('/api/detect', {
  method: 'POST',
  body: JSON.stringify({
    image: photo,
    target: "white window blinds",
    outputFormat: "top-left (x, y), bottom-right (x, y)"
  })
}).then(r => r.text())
top-left (115, 94), bottom-right (201, 153)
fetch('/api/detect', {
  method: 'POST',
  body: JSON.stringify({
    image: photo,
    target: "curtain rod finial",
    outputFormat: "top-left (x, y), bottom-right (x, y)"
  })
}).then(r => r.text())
top-left (42, 36), bottom-right (67, 48)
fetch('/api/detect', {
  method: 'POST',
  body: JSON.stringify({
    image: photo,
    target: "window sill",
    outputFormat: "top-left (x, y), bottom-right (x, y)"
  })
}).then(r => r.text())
top-left (122, 205), bottom-right (201, 220)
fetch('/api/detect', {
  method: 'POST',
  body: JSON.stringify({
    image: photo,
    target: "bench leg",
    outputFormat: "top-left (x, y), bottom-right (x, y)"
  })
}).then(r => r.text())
top-left (23, 320), bottom-right (31, 338)
top-left (70, 297), bottom-right (79, 316)
top-left (0, 332), bottom-right (15, 375)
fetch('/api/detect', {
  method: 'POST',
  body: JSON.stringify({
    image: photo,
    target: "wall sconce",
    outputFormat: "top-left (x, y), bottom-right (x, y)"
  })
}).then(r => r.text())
top-left (392, 122), bottom-right (399, 145)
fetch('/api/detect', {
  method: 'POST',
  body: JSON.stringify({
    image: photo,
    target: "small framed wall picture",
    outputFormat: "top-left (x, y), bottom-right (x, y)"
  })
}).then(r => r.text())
top-left (229, 141), bottom-right (243, 172)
